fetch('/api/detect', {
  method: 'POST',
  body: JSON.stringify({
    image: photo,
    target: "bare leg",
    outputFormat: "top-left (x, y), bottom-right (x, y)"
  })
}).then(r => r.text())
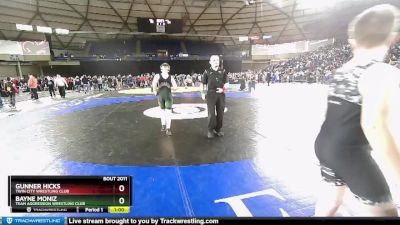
top-left (165, 109), bottom-right (172, 135)
top-left (314, 182), bottom-right (347, 216)
top-left (355, 202), bottom-right (398, 216)
top-left (165, 109), bottom-right (172, 130)
top-left (160, 109), bottom-right (166, 126)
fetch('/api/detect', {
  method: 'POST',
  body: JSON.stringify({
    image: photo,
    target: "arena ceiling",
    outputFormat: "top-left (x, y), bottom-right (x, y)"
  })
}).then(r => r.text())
top-left (0, 0), bottom-right (398, 50)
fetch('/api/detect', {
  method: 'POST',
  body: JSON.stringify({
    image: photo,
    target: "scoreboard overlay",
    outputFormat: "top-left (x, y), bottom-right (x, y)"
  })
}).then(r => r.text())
top-left (8, 176), bottom-right (131, 213)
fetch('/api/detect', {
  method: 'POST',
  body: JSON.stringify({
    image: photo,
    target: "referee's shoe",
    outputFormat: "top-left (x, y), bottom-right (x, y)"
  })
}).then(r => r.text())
top-left (214, 130), bottom-right (224, 137)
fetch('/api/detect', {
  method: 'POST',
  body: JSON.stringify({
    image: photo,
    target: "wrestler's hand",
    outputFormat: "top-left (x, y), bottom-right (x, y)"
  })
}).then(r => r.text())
top-left (216, 88), bottom-right (224, 93)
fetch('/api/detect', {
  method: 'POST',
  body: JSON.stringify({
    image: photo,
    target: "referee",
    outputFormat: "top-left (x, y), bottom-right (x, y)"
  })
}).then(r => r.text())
top-left (201, 55), bottom-right (229, 138)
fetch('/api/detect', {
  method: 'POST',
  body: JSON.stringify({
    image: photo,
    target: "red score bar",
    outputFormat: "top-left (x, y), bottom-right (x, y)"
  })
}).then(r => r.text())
top-left (62, 183), bottom-right (130, 195)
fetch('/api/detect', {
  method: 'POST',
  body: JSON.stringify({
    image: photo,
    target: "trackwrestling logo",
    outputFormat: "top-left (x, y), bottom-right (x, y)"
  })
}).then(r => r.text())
top-left (3, 217), bottom-right (64, 225)
top-left (143, 103), bottom-right (227, 120)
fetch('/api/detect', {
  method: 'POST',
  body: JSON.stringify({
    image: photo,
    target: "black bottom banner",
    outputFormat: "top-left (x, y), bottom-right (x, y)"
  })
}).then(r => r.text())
top-left (66, 217), bottom-right (400, 225)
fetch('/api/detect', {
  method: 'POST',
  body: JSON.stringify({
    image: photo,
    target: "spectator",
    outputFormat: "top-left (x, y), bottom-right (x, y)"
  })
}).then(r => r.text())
top-left (55, 74), bottom-right (68, 98)
top-left (28, 74), bottom-right (39, 100)
top-left (5, 77), bottom-right (17, 108)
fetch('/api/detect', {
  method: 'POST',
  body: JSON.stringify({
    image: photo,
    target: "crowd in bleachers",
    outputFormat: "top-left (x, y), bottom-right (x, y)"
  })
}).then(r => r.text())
top-left (261, 42), bottom-right (352, 83)
top-left (223, 42), bottom-right (353, 89)
top-left (226, 41), bottom-right (400, 90)
top-left (1, 41), bottom-right (400, 110)
top-left (84, 39), bottom-right (225, 59)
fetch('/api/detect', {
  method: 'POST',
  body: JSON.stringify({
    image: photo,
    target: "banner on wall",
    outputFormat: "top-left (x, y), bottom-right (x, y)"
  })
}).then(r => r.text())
top-left (0, 40), bottom-right (23, 55)
top-left (20, 41), bottom-right (50, 55)
top-left (0, 40), bottom-right (50, 61)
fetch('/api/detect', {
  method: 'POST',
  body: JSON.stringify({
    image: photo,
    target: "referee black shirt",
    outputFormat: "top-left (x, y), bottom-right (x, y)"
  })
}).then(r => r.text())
top-left (202, 68), bottom-right (227, 93)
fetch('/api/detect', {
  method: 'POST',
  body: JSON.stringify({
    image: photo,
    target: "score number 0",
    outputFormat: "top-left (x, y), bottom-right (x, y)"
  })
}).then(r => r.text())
top-left (118, 185), bottom-right (125, 205)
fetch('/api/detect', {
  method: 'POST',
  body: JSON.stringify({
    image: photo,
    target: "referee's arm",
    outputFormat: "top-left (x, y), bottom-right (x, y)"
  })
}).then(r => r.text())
top-left (200, 70), bottom-right (209, 100)
top-left (171, 76), bottom-right (178, 91)
top-left (223, 70), bottom-right (229, 92)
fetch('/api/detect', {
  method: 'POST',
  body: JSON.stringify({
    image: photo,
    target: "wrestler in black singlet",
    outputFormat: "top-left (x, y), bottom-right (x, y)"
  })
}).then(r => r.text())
top-left (157, 74), bottom-right (173, 109)
top-left (315, 60), bottom-right (393, 205)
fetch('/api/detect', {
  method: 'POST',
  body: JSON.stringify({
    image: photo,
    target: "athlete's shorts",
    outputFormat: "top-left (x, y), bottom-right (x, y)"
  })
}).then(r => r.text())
top-left (158, 93), bottom-right (173, 109)
top-left (315, 140), bottom-right (393, 205)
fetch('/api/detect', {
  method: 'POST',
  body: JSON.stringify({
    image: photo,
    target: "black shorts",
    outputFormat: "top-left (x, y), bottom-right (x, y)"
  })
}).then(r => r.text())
top-left (315, 138), bottom-right (393, 205)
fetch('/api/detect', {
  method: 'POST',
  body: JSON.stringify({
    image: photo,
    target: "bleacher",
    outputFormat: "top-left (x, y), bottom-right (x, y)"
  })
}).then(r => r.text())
top-left (53, 39), bottom-right (235, 63)
top-left (141, 39), bottom-right (182, 56)
top-left (185, 41), bottom-right (224, 56)
top-left (90, 40), bottom-right (136, 58)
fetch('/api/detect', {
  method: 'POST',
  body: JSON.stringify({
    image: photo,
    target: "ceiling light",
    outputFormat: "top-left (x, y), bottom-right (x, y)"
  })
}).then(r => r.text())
top-left (55, 28), bottom-right (69, 35)
top-left (244, 0), bottom-right (255, 5)
top-left (37, 26), bottom-right (52, 33)
top-left (16, 24), bottom-right (33, 31)
top-left (239, 36), bottom-right (249, 42)
top-left (250, 35), bottom-right (260, 40)
top-left (263, 35), bottom-right (272, 39)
